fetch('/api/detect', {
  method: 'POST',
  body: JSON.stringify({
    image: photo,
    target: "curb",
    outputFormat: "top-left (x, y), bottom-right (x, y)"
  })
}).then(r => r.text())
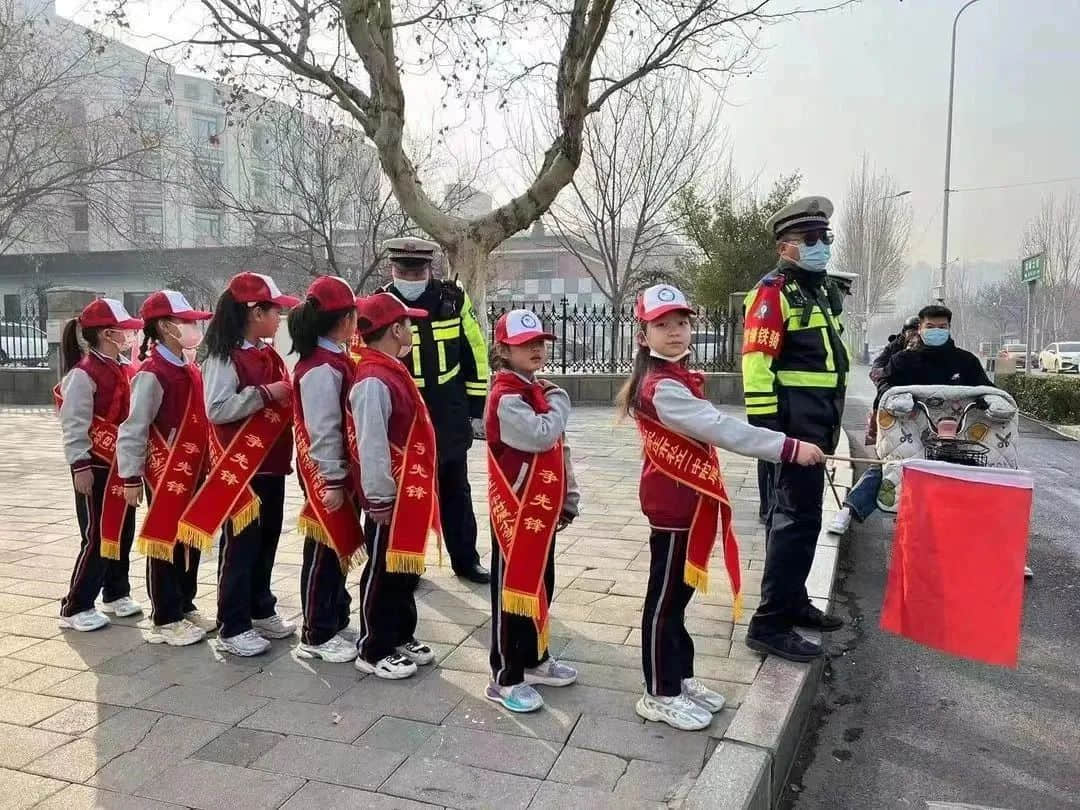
top-left (682, 432), bottom-right (852, 809)
top-left (1018, 412), bottom-right (1079, 441)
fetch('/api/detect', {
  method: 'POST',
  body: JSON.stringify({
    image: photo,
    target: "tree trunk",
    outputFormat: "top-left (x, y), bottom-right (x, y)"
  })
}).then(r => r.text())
top-left (444, 238), bottom-right (493, 334)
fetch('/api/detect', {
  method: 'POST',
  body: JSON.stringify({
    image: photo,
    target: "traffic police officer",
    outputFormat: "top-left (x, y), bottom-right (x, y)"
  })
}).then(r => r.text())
top-left (381, 238), bottom-right (491, 584)
top-left (742, 196), bottom-right (847, 662)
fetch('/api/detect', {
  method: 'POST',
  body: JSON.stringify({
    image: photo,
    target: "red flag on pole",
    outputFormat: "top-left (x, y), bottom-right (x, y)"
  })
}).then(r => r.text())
top-left (880, 459), bottom-right (1032, 668)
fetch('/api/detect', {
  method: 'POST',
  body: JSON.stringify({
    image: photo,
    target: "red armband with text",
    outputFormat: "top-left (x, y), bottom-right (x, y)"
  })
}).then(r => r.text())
top-left (742, 285), bottom-right (785, 357)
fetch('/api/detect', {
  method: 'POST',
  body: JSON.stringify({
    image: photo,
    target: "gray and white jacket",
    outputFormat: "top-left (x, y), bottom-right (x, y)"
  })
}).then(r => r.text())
top-left (202, 342), bottom-right (267, 426)
top-left (57, 351), bottom-right (132, 470)
top-left (348, 375), bottom-right (396, 508)
top-left (298, 340), bottom-right (349, 485)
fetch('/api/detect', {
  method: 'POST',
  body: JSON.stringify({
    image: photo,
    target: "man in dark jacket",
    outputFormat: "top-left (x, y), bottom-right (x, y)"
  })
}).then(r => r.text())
top-left (885, 304), bottom-right (991, 389)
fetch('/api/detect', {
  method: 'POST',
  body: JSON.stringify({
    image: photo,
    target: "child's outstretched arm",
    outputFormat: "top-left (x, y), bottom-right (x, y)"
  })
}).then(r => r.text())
top-left (495, 385), bottom-right (570, 453)
top-left (653, 379), bottom-right (805, 464)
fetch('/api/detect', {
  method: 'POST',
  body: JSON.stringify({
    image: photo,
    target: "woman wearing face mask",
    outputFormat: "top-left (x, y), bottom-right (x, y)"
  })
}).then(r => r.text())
top-left (55, 299), bottom-right (145, 632)
top-left (116, 291), bottom-right (214, 646)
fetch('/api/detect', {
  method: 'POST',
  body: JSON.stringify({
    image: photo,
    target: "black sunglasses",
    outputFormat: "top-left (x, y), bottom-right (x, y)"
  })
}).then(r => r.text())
top-left (788, 229), bottom-right (834, 246)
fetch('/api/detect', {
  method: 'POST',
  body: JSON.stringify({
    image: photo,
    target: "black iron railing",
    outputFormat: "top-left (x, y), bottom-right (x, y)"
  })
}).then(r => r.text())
top-left (486, 299), bottom-right (741, 374)
top-left (0, 299), bottom-right (48, 367)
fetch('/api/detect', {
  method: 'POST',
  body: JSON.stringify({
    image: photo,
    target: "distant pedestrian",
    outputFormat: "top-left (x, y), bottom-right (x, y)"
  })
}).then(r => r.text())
top-left (484, 310), bottom-right (580, 713)
top-left (116, 291), bottom-right (215, 646)
top-left (350, 293), bottom-right (443, 679)
top-left (620, 284), bottom-right (823, 731)
top-left (55, 299), bottom-right (145, 632)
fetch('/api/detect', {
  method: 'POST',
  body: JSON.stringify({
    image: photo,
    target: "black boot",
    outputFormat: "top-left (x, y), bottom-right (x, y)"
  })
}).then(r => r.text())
top-left (455, 563), bottom-right (490, 585)
top-left (745, 629), bottom-right (823, 663)
top-left (795, 604), bottom-right (843, 632)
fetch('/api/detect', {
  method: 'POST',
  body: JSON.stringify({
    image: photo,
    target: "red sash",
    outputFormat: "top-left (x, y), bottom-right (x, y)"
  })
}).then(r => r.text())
top-left (136, 387), bottom-right (209, 561)
top-left (487, 440), bottom-right (565, 658)
top-left (296, 414), bottom-right (365, 572)
top-left (53, 385), bottom-right (130, 560)
top-left (636, 415), bottom-right (743, 619)
top-left (177, 400), bottom-right (291, 550)
top-left (352, 348), bottom-right (441, 575)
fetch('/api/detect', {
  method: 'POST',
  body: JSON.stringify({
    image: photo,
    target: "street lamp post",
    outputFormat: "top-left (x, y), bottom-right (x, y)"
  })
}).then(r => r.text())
top-left (863, 189), bottom-right (911, 363)
top-left (939, 0), bottom-right (984, 303)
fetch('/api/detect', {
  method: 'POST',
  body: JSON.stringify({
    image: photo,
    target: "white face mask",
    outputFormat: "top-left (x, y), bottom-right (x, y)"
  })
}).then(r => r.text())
top-left (393, 276), bottom-right (429, 302)
top-left (648, 347), bottom-right (692, 363)
top-left (163, 321), bottom-right (204, 351)
top-left (105, 329), bottom-right (138, 353)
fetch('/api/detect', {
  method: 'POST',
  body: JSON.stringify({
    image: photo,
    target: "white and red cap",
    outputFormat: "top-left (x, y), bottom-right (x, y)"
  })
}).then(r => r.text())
top-left (78, 298), bottom-right (143, 330)
top-left (494, 309), bottom-right (556, 345)
top-left (634, 284), bottom-right (693, 322)
top-left (355, 292), bottom-right (427, 336)
top-left (304, 276), bottom-right (356, 312)
top-left (228, 272), bottom-right (301, 308)
top-left (139, 290), bottom-right (212, 322)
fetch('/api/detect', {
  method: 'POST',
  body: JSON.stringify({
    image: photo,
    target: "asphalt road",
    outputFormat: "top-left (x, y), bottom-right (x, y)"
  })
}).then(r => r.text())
top-left (780, 370), bottom-right (1080, 810)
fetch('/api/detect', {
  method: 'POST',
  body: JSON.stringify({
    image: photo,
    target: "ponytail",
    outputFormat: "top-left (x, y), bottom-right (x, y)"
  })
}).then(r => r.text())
top-left (287, 298), bottom-right (352, 360)
top-left (204, 290), bottom-right (256, 360)
top-left (139, 318), bottom-right (163, 362)
top-left (60, 318), bottom-right (82, 375)
top-left (615, 343), bottom-right (666, 420)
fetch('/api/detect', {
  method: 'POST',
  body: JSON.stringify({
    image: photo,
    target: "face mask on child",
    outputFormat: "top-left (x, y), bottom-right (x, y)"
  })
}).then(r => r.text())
top-left (164, 322), bottom-right (204, 350)
top-left (105, 329), bottom-right (138, 353)
top-left (648, 347), bottom-right (692, 363)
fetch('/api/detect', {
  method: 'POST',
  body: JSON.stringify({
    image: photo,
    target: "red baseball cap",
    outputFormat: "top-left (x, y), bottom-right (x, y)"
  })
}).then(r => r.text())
top-left (634, 284), bottom-right (693, 322)
top-left (139, 290), bottom-right (212, 322)
top-left (78, 298), bottom-right (143, 330)
top-left (494, 309), bottom-right (556, 345)
top-left (228, 272), bottom-right (301, 308)
top-left (304, 276), bottom-right (356, 312)
top-left (355, 293), bottom-right (426, 336)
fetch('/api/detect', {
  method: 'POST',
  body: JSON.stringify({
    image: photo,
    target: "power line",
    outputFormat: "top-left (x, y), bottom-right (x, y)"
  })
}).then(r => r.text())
top-left (950, 176), bottom-right (1080, 193)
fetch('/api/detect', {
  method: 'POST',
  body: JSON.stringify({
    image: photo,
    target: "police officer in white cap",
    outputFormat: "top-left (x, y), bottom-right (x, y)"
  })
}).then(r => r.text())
top-left (740, 196), bottom-right (848, 662)
top-left (380, 237), bottom-right (491, 584)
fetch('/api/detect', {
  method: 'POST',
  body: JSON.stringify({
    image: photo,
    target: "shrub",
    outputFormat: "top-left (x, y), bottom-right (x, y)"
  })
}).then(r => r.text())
top-left (997, 373), bottom-right (1080, 424)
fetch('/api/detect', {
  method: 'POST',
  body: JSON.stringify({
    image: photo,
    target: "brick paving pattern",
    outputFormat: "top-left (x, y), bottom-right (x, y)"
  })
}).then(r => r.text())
top-left (0, 405), bottom-right (770, 809)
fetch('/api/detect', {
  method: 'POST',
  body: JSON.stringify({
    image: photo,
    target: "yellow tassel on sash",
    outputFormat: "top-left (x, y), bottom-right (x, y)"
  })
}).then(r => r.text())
top-left (502, 589), bottom-right (540, 619)
top-left (386, 550), bottom-right (426, 575)
top-left (100, 540), bottom-right (120, 561)
top-left (229, 497), bottom-right (261, 535)
top-left (298, 514), bottom-right (330, 546)
top-left (176, 522), bottom-right (214, 553)
top-left (136, 536), bottom-right (174, 562)
top-left (538, 620), bottom-right (550, 660)
top-left (683, 561), bottom-right (710, 593)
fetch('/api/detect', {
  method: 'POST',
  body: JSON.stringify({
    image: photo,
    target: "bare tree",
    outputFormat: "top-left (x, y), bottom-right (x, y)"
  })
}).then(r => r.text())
top-left (95, 0), bottom-right (852, 310)
top-left (1020, 191), bottom-right (1080, 343)
top-left (0, 0), bottom-right (165, 254)
top-left (832, 154), bottom-right (912, 354)
top-left (537, 73), bottom-right (719, 308)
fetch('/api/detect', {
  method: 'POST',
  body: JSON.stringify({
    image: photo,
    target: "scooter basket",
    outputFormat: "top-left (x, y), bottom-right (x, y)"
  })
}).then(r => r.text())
top-left (923, 437), bottom-right (990, 467)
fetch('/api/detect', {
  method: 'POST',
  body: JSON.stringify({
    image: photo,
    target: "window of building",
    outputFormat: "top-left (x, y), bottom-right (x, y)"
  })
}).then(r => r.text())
top-left (194, 208), bottom-right (224, 240)
top-left (123, 292), bottom-right (152, 315)
top-left (252, 124), bottom-right (271, 157)
top-left (71, 204), bottom-right (89, 233)
top-left (183, 81), bottom-right (201, 102)
top-left (252, 169), bottom-right (270, 200)
top-left (193, 113), bottom-right (223, 146)
top-left (194, 157), bottom-right (224, 187)
top-left (523, 256), bottom-right (555, 277)
top-left (133, 205), bottom-right (163, 239)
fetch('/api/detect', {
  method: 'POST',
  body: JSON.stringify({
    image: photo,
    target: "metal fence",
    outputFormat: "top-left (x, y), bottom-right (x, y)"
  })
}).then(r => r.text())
top-left (0, 298), bottom-right (48, 367)
top-left (486, 299), bottom-right (741, 374)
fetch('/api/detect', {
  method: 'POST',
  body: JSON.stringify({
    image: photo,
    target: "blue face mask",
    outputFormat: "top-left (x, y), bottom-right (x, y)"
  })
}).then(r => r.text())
top-left (797, 241), bottom-right (831, 272)
top-left (922, 327), bottom-right (950, 347)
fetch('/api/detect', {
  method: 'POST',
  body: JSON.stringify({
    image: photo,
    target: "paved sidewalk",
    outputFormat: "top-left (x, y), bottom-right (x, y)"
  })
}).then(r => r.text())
top-left (0, 405), bottom-right (772, 810)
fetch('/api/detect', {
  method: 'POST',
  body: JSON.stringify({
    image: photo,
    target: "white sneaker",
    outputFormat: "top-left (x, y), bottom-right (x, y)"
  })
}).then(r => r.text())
top-left (524, 660), bottom-right (578, 687)
top-left (827, 507), bottom-right (853, 535)
top-left (338, 625), bottom-right (360, 645)
top-left (295, 634), bottom-right (357, 663)
top-left (635, 692), bottom-right (712, 731)
top-left (58, 609), bottom-right (109, 632)
top-left (252, 613), bottom-right (296, 639)
top-left (395, 639), bottom-right (435, 666)
top-left (100, 596), bottom-right (143, 617)
top-left (220, 629), bottom-right (271, 657)
top-left (682, 678), bottom-right (726, 713)
top-left (147, 619), bottom-right (206, 647)
top-left (355, 652), bottom-right (417, 679)
top-left (184, 610), bottom-right (217, 632)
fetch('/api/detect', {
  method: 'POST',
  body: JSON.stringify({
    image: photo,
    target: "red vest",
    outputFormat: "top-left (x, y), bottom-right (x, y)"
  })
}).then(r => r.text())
top-left (77, 351), bottom-right (131, 426)
top-left (353, 355), bottom-right (416, 451)
top-left (485, 371), bottom-right (554, 495)
top-left (292, 346), bottom-right (354, 444)
top-left (139, 348), bottom-right (204, 441)
top-left (635, 363), bottom-right (706, 531)
top-left (223, 344), bottom-right (293, 475)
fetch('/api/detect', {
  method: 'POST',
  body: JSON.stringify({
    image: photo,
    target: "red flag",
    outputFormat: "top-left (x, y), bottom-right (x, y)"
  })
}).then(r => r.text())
top-left (880, 459), bottom-right (1032, 668)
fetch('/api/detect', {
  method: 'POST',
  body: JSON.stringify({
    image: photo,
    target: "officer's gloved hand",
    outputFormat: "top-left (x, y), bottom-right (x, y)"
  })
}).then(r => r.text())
top-left (471, 417), bottom-right (486, 440)
top-left (883, 392), bottom-right (915, 417)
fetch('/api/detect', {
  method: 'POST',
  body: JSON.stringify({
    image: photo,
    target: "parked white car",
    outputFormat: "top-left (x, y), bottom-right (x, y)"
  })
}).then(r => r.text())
top-left (0, 321), bottom-right (48, 366)
top-left (1038, 341), bottom-right (1080, 373)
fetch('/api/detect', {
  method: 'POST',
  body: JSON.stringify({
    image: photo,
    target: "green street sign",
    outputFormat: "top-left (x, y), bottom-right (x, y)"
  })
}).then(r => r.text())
top-left (1021, 253), bottom-right (1044, 283)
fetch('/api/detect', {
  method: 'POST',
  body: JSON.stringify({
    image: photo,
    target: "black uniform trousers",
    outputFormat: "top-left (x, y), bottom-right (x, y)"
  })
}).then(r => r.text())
top-left (299, 536), bottom-right (351, 646)
top-left (356, 518), bottom-right (420, 663)
top-left (146, 544), bottom-right (201, 626)
top-left (61, 466), bottom-right (136, 617)
top-left (216, 475), bottom-right (285, 639)
top-left (641, 529), bottom-right (696, 697)
top-left (438, 456), bottom-right (481, 572)
top-left (757, 460), bottom-right (775, 521)
top-left (748, 462), bottom-right (825, 636)
top-left (489, 528), bottom-right (555, 686)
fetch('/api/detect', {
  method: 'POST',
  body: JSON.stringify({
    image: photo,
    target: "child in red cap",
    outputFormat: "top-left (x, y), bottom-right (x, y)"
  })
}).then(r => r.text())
top-left (484, 309), bottom-right (580, 713)
top-left (56, 299), bottom-right (145, 632)
top-left (116, 290), bottom-right (214, 647)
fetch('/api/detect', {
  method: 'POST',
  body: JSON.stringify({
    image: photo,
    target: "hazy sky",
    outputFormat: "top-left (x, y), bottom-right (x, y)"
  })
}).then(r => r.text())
top-left (57, 0), bottom-right (1080, 273)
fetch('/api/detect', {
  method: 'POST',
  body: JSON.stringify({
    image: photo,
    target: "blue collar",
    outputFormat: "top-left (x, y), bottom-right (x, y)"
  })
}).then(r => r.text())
top-left (156, 344), bottom-right (186, 366)
top-left (317, 337), bottom-right (344, 354)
